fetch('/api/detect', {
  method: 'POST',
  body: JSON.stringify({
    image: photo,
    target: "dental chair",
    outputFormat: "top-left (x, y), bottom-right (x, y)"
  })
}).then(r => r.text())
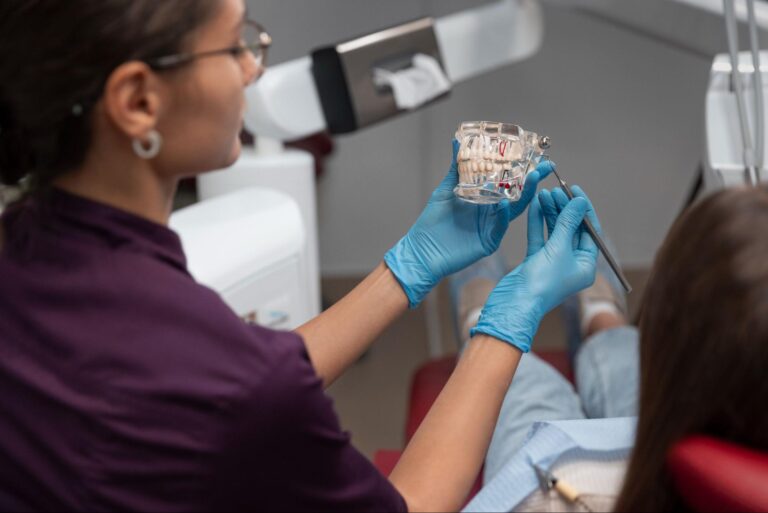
top-left (373, 349), bottom-right (571, 506)
top-left (375, 354), bottom-right (768, 510)
top-left (669, 436), bottom-right (768, 513)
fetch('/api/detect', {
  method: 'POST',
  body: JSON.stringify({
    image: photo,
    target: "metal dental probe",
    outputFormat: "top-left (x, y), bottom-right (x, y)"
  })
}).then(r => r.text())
top-left (549, 168), bottom-right (633, 294)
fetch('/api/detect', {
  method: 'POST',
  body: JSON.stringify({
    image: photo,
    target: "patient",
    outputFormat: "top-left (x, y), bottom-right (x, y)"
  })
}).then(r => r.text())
top-left (616, 184), bottom-right (768, 510)
top-left (454, 185), bottom-right (768, 511)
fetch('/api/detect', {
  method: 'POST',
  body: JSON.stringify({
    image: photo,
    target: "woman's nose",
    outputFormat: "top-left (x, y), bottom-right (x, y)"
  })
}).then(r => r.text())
top-left (242, 52), bottom-right (263, 86)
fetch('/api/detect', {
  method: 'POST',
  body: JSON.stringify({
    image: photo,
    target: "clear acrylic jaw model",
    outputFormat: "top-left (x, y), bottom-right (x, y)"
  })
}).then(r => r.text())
top-left (454, 121), bottom-right (550, 204)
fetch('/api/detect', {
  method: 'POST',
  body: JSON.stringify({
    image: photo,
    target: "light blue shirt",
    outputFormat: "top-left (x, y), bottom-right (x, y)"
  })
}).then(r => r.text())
top-left (463, 417), bottom-right (637, 512)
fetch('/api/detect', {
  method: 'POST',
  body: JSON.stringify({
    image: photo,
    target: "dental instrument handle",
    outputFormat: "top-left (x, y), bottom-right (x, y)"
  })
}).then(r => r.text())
top-left (551, 170), bottom-right (633, 294)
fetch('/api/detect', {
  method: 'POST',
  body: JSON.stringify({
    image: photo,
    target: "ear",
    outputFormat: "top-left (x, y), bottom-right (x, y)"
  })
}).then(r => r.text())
top-left (102, 61), bottom-right (163, 139)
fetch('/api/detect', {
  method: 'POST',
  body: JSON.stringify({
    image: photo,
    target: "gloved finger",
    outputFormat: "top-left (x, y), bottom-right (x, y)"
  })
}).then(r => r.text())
top-left (565, 185), bottom-right (600, 253)
top-left (550, 188), bottom-right (578, 247)
top-left (552, 185), bottom-right (600, 237)
top-left (551, 187), bottom-right (570, 213)
top-left (551, 187), bottom-right (579, 249)
top-left (510, 169), bottom-right (541, 216)
top-left (526, 193), bottom-right (546, 256)
top-left (569, 185), bottom-right (601, 234)
top-left (574, 247), bottom-right (599, 289)
top-left (534, 159), bottom-right (556, 181)
top-left (549, 197), bottom-right (590, 249)
top-left (538, 189), bottom-right (559, 237)
top-left (451, 137), bottom-right (460, 172)
top-left (431, 139), bottom-right (461, 200)
top-left (576, 231), bottom-right (598, 262)
top-left (487, 198), bottom-right (513, 251)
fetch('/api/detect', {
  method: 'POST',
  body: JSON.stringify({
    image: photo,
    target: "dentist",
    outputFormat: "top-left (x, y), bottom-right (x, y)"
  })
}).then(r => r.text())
top-left (0, 0), bottom-right (599, 510)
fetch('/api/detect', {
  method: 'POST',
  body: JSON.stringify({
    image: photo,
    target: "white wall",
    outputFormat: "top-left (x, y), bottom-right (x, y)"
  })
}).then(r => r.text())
top-left (247, 0), bottom-right (744, 275)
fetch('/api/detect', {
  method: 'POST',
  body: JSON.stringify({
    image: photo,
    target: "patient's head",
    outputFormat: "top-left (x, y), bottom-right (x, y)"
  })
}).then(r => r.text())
top-left (616, 185), bottom-right (768, 511)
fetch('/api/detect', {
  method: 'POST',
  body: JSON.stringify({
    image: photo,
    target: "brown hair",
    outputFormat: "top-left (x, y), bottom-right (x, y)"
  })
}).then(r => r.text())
top-left (0, 0), bottom-right (217, 189)
top-left (615, 186), bottom-right (768, 511)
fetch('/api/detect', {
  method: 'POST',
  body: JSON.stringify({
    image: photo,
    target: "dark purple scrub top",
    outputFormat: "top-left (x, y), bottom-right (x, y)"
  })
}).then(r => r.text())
top-left (0, 189), bottom-right (406, 512)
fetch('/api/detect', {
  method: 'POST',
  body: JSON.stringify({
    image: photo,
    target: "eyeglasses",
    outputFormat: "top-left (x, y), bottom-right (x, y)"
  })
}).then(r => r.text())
top-left (68, 21), bottom-right (271, 119)
top-left (146, 20), bottom-right (271, 71)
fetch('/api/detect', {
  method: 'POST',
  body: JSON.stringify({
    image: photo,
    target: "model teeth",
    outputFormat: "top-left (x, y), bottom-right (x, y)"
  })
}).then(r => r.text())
top-left (454, 122), bottom-right (548, 204)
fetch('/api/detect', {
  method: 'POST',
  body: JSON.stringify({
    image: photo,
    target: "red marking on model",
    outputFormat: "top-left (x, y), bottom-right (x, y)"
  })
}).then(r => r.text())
top-left (499, 141), bottom-right (508, 157)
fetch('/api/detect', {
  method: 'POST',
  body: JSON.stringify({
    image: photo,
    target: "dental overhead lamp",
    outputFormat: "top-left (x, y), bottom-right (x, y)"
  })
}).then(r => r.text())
top-left (240, 0), bottom-right (543, 140)
top-left (172, 0), bottom-right (545, 348)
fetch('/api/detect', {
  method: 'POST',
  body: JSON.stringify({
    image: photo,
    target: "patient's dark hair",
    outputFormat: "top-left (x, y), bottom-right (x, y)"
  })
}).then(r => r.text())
top-left (615, 185), bottom-right (768, 512)
top-left (0, 0), bottom-right (216, 188)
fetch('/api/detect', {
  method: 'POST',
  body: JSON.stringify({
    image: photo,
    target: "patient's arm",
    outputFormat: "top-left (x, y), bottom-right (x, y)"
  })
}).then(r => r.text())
top-left (389, 334), bottom-right (521, 512)
top-left (295, 262), bottom-right (409, 388)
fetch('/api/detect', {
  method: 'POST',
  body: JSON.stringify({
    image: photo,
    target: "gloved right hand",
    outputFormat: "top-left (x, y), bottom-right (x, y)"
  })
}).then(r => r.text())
top-left (470, 186), bottom-right (601, 352)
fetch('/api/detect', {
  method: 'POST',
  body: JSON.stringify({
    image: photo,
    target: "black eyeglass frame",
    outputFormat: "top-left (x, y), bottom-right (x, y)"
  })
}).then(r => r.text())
top-left (146, 20), bottom-right (272, 70)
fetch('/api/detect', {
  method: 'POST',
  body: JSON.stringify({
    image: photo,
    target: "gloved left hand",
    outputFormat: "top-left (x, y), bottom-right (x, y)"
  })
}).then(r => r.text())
top-left (384, 139), bottom-right (555, 309)
top-left (470, 186), bottom-right (601, 352)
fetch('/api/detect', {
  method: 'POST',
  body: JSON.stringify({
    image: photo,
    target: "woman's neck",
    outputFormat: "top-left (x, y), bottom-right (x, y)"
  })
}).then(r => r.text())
top-left (54, 157), bottom-right (178, 226)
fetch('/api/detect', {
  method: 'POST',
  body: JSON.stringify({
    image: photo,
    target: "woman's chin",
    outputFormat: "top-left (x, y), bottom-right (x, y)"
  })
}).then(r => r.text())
top-left (224, 138), bottom-right (243, 167)
top-left (195, 137), bottom-right (244, 176)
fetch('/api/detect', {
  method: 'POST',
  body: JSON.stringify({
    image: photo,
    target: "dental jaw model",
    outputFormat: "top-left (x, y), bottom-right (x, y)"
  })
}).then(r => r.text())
top-left (455, 121), bottom-right (550, 204)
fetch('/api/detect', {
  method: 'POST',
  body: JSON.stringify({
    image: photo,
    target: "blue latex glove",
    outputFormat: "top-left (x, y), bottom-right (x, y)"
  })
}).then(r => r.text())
top-left (470, 185), bottom-right (601, 352)
top-left (384, 139), bottom-right (555, 308)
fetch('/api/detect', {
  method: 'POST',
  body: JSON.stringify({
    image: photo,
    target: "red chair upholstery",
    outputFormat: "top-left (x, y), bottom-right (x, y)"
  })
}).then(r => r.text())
top-left (373, 449), bottom-right (403, 478)
top-left (404, 355), bottom-right (456, 443)
top-left (668, 436), bottom-right (768, 513)
top-left (405, 351), bottom-right (573, 443)
top-left (374, 350), bottom-right (573, 504)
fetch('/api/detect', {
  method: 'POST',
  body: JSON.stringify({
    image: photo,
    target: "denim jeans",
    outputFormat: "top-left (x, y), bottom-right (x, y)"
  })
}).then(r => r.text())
top-left (483, 326), bottom-right (639, 484)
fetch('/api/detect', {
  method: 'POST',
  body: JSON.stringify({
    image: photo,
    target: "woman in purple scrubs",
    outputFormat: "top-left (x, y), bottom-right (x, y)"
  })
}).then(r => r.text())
top-left (0, 1), bottom-right (600, 510)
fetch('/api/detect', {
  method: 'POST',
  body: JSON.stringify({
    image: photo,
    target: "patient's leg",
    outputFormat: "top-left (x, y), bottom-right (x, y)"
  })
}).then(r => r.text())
top-left (575, 326), bottom-right (639, 419)
top-left (483, 353), bottom-right (586, 484)
top-left (572, 263), bottom-right (639, 419)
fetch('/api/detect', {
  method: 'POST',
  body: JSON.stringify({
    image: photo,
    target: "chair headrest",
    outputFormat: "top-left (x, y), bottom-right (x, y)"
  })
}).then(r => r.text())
top-left (668, 435), bottom-right (768, 513)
